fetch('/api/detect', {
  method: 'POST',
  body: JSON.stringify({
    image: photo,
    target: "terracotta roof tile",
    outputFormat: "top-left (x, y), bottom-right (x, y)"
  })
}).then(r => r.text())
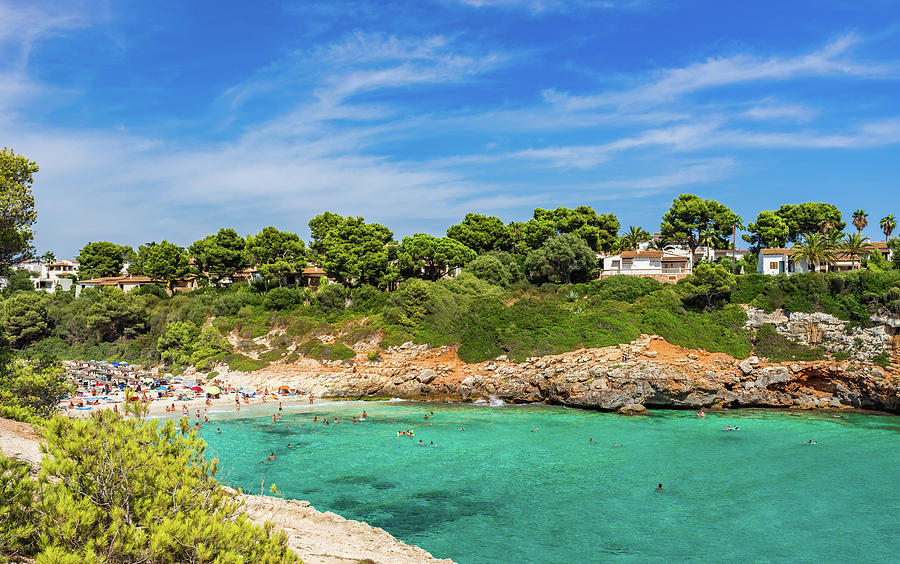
top-left (620, 250), bottom-right (662, 258)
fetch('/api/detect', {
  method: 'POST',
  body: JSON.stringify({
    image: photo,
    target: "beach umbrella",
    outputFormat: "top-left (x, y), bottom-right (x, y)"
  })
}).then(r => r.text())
top-left (206, 385), bottom-right (221, 395)
top-left (156, 386), bottom-right (168, 391)
top-left (189, 386), bottom-right (203, 392)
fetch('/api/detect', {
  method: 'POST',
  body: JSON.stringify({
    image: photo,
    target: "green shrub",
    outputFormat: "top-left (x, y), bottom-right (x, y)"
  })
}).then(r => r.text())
top-left (753, 324), bottom-right (826, 362)
top-left (259, 347), bottom-right (288, 362)
top-left (588, 275), bottom-right (662, 302)
top-left (350, 284), bottom-right (386, 313)
top-left (31, 412), bottom-right (297, 562)
top-left (832, 351), bottom-right (850, 361)
top-left (0, 453), bottom-right (38, 557)
top-left (730, 274), bottom-right (770, 305)
top-left (263, 287), bottom-right (304, 311)
top-left (223, 354), bottom-right (269, 372)
top-left (295, 339), bottom-right (356, 361)
top-left (872, 352), bottom-right (892, 368)
top-left (314, 283), bottom-right (348, 314)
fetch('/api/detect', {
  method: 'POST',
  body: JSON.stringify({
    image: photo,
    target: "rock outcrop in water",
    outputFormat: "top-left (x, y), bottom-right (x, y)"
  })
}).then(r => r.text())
top-left (224, 335), bottom-right (900, 415)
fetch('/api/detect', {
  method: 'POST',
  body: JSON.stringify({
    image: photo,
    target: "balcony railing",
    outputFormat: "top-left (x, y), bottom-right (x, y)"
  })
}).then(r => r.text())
top-left (606, 267), bottom-right (689, 275)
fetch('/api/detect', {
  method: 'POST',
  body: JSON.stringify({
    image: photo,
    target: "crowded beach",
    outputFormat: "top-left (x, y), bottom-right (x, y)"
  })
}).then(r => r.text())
top-left (59, 360), bottom-right (313, 417)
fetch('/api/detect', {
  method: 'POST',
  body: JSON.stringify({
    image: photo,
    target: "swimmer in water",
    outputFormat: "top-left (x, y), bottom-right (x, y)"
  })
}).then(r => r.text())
top-left (532, 428), bottom-right (539, 433)
top-left (612, 442), bottom-right (622, 447)
top-left (424, 415), bottom-right (429, 419)
top-left (656, 483), bottom-right (663, 491)
top-left (418, 440), bottom-right (424, 446)
top-left (459, 427), bottom-right (465, 431)
top-left (807, 440), bottom-right (818, 445)
top-left (589, 438), bottom-right (596, 444)
top-left (363, 411), bottom-right (367, 419)
top-left (313, 416), bottom-right (318, 423)
top-left (430, 441), bottom-right (435, 447)
top-left (286, 425), bottom-right (290, 431)
top-left (287, 444), bottom-right (292, 448)
top-left (216, 428), bottom-right (221, 434)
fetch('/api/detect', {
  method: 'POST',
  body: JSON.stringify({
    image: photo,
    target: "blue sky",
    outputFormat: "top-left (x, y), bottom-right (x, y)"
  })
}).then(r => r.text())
top-left (2, 0), bottom-right (899, 257)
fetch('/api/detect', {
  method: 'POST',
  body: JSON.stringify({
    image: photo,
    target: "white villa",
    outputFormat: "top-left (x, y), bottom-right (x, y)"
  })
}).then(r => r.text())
top-left (757, 241), bottom-right (893, 275)
top-left (0, 258), bottom-right (79, 291)
top-left (600, 249), bottom-right (692, 283)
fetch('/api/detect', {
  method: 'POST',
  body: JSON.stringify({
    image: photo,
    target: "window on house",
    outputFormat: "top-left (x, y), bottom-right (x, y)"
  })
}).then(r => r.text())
top-left (612, 260), bottom-right (620, 268)
top-left (769, 262), bottom-right (778, 270)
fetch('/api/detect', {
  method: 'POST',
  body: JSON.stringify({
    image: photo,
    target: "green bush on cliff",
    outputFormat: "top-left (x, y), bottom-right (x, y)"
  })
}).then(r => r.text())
top-left (752, 324), bottom-right (826, 362)
top-left (223, 353), bottom-right (269, 372)
top-left (0, 412), bottom-right (297, 562)
top-left (295, 339), bottom-right (356, 361)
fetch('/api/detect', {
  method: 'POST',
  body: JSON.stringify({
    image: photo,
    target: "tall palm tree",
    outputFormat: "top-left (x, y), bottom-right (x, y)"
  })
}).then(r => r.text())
top-left (841, 233), bottom-right (870, 270)
top-left (620, 225), bottom-right (651, 251)
top-left (881, 214), bottom-right (896, 241)
top-left (792, 232), bottom-right (836, 273)
top-left (852, 209), bottom-right (868, 233)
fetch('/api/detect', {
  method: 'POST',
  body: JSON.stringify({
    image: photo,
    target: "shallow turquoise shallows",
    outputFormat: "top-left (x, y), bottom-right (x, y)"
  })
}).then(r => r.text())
top-left (197, 401), bottom-right (900, 563)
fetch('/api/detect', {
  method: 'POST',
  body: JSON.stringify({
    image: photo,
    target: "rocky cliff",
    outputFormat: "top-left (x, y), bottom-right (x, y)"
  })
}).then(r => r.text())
top-left (224, 335), bottom-right (900, 415)
top-left (743, 306), bottom-right (900, 364)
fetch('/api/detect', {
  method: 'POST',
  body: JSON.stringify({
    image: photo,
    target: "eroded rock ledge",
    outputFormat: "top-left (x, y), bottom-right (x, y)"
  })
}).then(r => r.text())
top-left (228, 335), bottom-right (900, 414)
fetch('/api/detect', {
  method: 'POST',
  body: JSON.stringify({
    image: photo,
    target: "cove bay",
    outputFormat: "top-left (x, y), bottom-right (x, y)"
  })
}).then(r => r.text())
top-left (203, 402), bottom-right (900, 563)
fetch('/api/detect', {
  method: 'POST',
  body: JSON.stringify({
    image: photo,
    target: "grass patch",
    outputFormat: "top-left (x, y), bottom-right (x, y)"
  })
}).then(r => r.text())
top-left (295, 339), bottom-right (357, 362)
top-left (259, 347), bottom-right (288, 362)
top-left (872, 352), bottom-right (892, 368)
top-left (223, 354), bottom-right (269, 372)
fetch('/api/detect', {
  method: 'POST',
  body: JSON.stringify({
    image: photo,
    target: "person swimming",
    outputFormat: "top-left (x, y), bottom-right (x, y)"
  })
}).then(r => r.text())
top-left (286, 425), bottom-right (290, 431)
top-left (589, 438), bottom-right (596, 444)
top-left (612, 442), bottom-right (622, 447)
top-left (806, 440), bottom-right (818, 445)
top-left (656, 483), bottom-right (663, 491)
top-left (216, 427), bottom-right (221, 434)
top-left (287, 443), bottom-right (292, 448)
top-left (313, 416), bottom-right (318, 423)
top-left (532, 428), bottom-right (539, 433)
top-left (430, 441), bottom-right (436, 447)
top-left (459, 427), bottom-right (465, 431)
top-left (418, 440), bottom-right (424, 446)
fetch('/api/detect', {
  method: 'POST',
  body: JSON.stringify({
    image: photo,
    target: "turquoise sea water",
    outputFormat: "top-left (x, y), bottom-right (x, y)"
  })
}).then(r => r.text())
top-left (198, 402), bottom-right (900, 563)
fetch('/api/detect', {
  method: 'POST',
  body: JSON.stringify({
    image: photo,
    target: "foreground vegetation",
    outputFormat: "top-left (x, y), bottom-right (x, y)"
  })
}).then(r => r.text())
top-left (0, 411), bottom-right (296, 563)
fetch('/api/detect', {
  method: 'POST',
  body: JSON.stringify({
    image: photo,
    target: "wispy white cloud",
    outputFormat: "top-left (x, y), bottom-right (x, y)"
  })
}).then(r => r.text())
top-left (740, 100), bottom-right (817, 123)
top-left (589, 158), bottom-right (735, 194)
top-left (453, 0), bottom-right (637, 13)
top-left (0, 0), bottom-right (104, 116)
top-left (546, 34), bottom-right (897, 111)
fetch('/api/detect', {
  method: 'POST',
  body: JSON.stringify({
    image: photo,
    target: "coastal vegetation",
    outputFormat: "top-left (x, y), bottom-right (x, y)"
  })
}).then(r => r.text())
top-left (0, 411), bottom-right (296, 562)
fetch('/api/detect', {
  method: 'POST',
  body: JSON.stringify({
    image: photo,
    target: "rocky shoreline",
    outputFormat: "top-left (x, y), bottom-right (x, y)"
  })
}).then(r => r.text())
top-left (223, 334), bottom-right (900, 415)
